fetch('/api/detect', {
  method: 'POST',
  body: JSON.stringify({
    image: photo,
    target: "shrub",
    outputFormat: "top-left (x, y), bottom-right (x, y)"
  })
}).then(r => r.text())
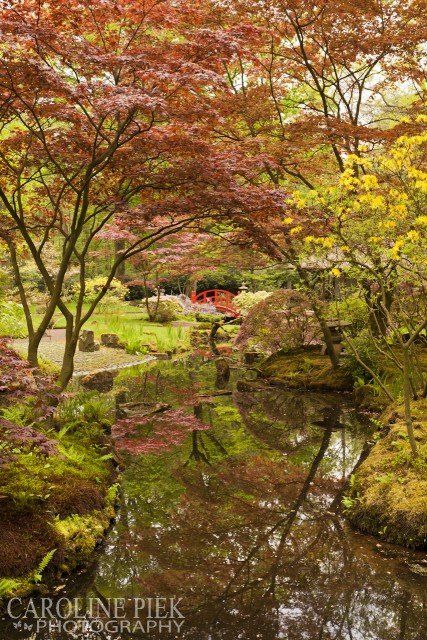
top-left (124, 284), bottom-right (146, 301)
top-left (0, 339), bottom-right (58, 412)
top-left (193, 303), bottom-right (222, 318)
top-left (146, 297), bottom-right (184, 323)
top-left (72, 277), bottom-right (127, 310)
top-left (233, 291), bottom-right (271, 317)
top-left (195, 312), bottom-right (223, 323)
top-left (0, 301), bottom-right (27, 338)
top-left (339, 330), bottom-right (384, 382)
top-left (328, 295), bottom-right (369, 336)
top-left (235, 289), bottom-right (320, 355)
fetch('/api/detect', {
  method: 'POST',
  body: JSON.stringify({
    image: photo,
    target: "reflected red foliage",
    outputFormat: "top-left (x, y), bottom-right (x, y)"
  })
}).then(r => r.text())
top-left (112, 409), bottom-right (210, 454)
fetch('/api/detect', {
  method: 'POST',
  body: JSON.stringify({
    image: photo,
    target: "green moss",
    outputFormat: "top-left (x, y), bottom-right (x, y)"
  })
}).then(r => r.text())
top-left (0, 409), bottom-right (119, 599)
top-left (52, 484), bottom-right (119, 571)
top-left (346, 403), bottom-right (427, 547)
top-left (260, 351), bottom-right (353, 392)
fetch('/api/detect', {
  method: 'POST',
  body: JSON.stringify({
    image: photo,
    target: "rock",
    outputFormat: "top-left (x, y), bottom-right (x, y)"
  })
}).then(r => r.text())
top-left (152, 352), bottom-right (172, 360)
top-left (117, 401), bottom-right (171, 418)
top-left (244, 351), bottom-right (261, 365)
top-left (79, 330), bottom-right (100, 353)
top-left (101, 333), bottom-right (125, 349)
top-left (81, 370), bottom-right (116, 392)
top-left (236, 379), bottom-right (266, 392)
top-left (214, 357), bottom-right (230, 389)
top-left (354, 384), bottom-right (388, 411)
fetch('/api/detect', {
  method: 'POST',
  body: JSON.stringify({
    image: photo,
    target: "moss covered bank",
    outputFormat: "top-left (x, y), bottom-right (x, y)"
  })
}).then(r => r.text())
top-left (0, 412), bottom-right (119, 602)
top-left (345, 402), bottom-right (427, 548)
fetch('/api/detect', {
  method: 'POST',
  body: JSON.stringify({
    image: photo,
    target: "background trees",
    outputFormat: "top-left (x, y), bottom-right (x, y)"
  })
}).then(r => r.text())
top-left (213, 0), bottom-right (427, 186)
top-left (286, 126), bottom-right (427, 454)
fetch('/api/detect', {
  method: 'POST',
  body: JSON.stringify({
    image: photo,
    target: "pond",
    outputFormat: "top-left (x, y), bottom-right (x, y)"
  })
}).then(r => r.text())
top-left (2, 356), bottom-right (427, 640)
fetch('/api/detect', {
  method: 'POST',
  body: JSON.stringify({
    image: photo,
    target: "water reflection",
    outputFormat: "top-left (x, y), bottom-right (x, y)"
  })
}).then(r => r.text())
top-left (2, 358), bottom-right (427, 640)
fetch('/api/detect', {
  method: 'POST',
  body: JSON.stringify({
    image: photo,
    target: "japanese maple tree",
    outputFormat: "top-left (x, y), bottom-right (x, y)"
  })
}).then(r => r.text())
top-left (212, 0), bottom-right (427, 187)
top-left (0, 0), bottom-right (280, 387)
top-left (126, 232), bottom-right (210, 319)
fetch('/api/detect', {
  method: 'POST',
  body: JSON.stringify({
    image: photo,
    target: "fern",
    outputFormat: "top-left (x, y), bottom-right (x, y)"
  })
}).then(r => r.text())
top-left (58, 444), bottom-right (86, 465)
top-left (98, 453), bottom-right (113, 461)
top-left (58, 424), bottom-right (72, 439)
top-left (33, 548), bottom-right (56, 584)
top-left (2, 405), bottom-right (30, 426)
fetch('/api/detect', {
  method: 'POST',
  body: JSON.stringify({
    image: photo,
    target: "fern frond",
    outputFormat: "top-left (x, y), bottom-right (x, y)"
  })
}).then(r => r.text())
top-left (33, 548), bottom-right (56, 584)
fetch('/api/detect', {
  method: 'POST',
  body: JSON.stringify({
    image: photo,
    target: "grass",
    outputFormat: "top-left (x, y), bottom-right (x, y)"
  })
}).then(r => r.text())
top-left (30, 301), bottom-right (145, 328)
top-left (29, 302), bottom-right (192, 354)
top-left (87, 313), bottom-right (191, 353)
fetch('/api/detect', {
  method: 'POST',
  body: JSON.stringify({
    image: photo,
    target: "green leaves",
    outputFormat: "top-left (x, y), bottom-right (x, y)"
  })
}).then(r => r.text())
top-left (32, 549), bottom-right (57, 584)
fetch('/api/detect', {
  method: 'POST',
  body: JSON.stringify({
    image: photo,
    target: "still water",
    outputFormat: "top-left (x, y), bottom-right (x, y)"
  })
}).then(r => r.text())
top-left (2, 357), bottom-right (427, 639)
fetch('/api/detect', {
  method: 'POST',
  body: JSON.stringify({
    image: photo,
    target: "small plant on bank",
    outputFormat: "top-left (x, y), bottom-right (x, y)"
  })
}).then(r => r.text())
top-left (342, 475), bottom-right (361, 513)
top-left (32, 549), bottom-right (57, 584)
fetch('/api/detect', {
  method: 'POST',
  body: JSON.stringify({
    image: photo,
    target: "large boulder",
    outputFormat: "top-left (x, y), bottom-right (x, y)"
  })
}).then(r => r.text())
top-left (81, 370), bottom-right (115, 392)
top-left (78, 330), bottom-right (100, 352)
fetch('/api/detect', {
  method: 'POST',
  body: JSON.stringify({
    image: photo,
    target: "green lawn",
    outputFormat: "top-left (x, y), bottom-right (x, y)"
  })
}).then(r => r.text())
top-left (31, 302), bottom-right (192, 353)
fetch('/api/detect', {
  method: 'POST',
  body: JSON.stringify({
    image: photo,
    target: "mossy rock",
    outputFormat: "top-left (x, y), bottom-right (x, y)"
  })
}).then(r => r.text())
top-left (346, 403), bottom-right (427, 548)
top-left (353, 384), bottom-right (389, 411)
top-left (236, 380), bottom-right (266, 392)
top-left (0, 414), bottom-right (119, 596)
top-left (260, 351), bottom-right (353, 392)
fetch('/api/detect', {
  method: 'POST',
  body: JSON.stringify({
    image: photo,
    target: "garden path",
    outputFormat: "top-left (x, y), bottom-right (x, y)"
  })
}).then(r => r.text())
top-left (12, 336), bottom-right (153, 375)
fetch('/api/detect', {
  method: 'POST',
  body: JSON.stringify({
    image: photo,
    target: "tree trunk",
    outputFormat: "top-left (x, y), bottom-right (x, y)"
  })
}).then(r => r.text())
top-left (27, 334), bottom-right (42, 367)
top-left (27, 303), bottom-right (59, 365)
top-left (403, 347), bottom-right (418, 457)
top-left (364, 281), bottom-right (394, 338)
top-left (209, 322), bottom-right (222, 356)
top-left (59, 319), bottom-right (78, 389)
top-left (115, 240), bottom-right (126, 278)
top-left (294, 265), bottom-right (339, 368)
top-left (6, 238), bottom-right (35, 342)
top-left (59, 338), bottom-right (78, 389)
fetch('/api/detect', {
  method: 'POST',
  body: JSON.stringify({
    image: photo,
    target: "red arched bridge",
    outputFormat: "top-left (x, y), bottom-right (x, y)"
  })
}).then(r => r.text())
top-left (191, 290), bottom-right (239, 317)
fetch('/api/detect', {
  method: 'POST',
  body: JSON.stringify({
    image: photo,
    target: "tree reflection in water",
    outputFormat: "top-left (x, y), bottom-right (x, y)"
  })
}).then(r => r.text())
top-left (100, 365), bottom-right (427, 640)
top-left (4, 360), bottom-right (427, 640)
